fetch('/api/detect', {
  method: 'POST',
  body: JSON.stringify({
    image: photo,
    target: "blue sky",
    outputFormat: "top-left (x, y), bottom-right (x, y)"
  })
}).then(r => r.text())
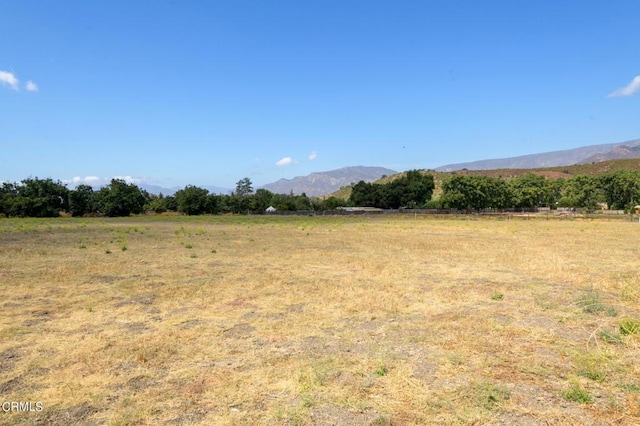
top-left (2, 1), bottom-right (639, 190)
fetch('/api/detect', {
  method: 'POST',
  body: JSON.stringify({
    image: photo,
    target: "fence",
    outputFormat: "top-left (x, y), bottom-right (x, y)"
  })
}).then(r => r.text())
top-left (253, 207), bottom-right (557, 217)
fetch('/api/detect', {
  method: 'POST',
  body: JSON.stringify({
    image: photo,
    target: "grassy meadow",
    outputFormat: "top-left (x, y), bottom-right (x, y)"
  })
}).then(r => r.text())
top-left (1, 214), bottom-right (639, 425)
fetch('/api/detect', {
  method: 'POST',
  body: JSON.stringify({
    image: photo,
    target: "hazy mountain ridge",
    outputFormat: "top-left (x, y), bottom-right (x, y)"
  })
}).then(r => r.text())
top-left (260, 166), bottom-right (397, 197)
top-left (436, 139), bottom-right (640, 171)
top-left (579, 144), bottom-right (640, 164)
top-left (137, 184), bottom-right (231, 196)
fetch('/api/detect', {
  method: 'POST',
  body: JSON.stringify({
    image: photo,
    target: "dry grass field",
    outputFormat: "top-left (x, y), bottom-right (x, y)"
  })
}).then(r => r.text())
top-left (1, 214), bottom-right (639, 425)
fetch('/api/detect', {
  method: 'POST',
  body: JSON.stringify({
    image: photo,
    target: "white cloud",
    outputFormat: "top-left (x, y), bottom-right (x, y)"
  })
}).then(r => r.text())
top-left (608, 75), bottom-right (640, 98)
top-left (113, 175), bottom-right (146, 184)
top-left (63, 176), bottom-right (104, 187)
top-left (276, 157), bottom-right (294, 166)
top-left (308, 151), bottom-right (317, 161)
top-left (25, 81), bottom-right (39, 92)
top-left (83, 176), bottom-right (102, 185)
top-left (0, 70), bottom-right (19, 90)
top-left (63, 175), bottom-right (151, 188)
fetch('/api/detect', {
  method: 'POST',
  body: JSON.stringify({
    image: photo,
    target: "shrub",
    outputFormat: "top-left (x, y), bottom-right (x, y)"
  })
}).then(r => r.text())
top-left (620, 318), bottom-right (640, 336)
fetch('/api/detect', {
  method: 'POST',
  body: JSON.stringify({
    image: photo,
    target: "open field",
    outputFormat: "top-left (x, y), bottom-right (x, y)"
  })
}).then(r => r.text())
top-left (1, 215), bottom-right (640, 425)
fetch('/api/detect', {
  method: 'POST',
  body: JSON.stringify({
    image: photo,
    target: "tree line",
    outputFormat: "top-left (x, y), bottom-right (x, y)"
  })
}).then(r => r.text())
top-left (348, 169), bottom-right (639, 212)
top-left (1, 170), bottom-right (639, 218)
top-left (0, 177), bottom-right (344, 218)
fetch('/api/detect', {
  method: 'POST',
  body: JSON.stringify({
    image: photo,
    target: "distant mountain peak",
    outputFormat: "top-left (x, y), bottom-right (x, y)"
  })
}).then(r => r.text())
top-left (260, 166), bottom-right (397, 196)
top-left (436, 139), bottom-right (640, 171)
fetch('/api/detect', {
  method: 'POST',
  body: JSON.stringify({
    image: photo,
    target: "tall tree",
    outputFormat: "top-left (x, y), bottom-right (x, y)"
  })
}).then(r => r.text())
top-left (68, 184), bottom-right (96, 217)
top-left (440, 175), bottom-right (509, 210)
top-left (349, 171), bottom-right (434, 209)
top-left (251, 188), bottom-right (274, 212)
top-left (234, 177), bottom-right (254, 213)
top-left (600, 170), bottom-right (640, 210)
top-left (508, 174), bottom-right (547, 209)
top-left (94, 179), bottom-right (146, 217)
top-left (17, 178), bottom-right (69, 217)
top-left (558, 175), bottom-right (603, 209)
top-left (174, 185), bottom-right (212, 215)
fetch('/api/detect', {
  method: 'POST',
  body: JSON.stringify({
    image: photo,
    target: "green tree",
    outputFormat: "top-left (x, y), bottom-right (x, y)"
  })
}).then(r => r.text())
top-left (349, 171), bottom-right (434, 209)
top-left (174, 185), bottom-right (212, 215)
top-left (600, 170), bottom-right (640, 210)
top-left (206, 194), bottom-right (219, 214)
top-left (0, 182), bottom-right (18, 216)
top-left (508, 174), bottom-right (547, 209)
top-left (216, 194), bottom-right (235, 214)
top-left (440, 175), bottom-right (509, 210)
top-left (544, 178), bottom-right (565, 208)
top-left (271, 193), bottom-right (297, 211)
top-left (293, 193), bottom-right (312, 211)
top-left (251, 188), bottom-right (274, 212)
top-left (17, 177), bottom-right (69, 217)
top-left (349, 181), bottom-right (377, 207)
top-left (394, 170), bottom-right (435, 208)
top-left (94, 179), bottom-right (146, 217)
top-left (145, 193), bottom-right (167, 214)
top-left (558, 175), bottom-right (603, 209)
top-left (68, 184), bottom-right (96, 217)
top-left (234, 177), bottom-right (254, 213)
top-left (315, 196), bottom-right (347, 210)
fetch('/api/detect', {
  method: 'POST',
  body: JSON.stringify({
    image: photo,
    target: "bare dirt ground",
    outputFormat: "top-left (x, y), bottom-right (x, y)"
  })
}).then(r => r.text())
top-left (0, 215), bottom-right (639, 425)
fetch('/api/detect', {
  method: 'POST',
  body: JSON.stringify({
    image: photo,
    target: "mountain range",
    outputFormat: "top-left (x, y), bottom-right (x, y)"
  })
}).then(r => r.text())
top-left (137, 138), bottom-right (640, 197)
top-left (436, 139), bottom-right (640, 172)
top-left (259, 166), bottom-right (397, 197)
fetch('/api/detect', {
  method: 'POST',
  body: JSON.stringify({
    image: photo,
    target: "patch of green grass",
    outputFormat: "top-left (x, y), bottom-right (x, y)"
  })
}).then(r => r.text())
top-left (121, 243), bottom-right (128, 251)
top-left (599, 329), bottom-right (624, 345)
top-left (189, 253), bottom-right (197, 258)
top-left (184, 243), bottom-right (193, 249)
top-left (105, 249), bottom-right (112, 254)
top-left (619, 318), bottom-right (640, 336)
top-left (578, 363), bottom-right (606, 382)
top-left (375, 365), bottom-right (389, 377)
top-left (621, 383), bottom-right (640, 393)
top-left (577, 287), bottom-right (617, 316)
top-left (563, 383), bottom-right (592, 404)
top-left (491, 292), bottom-right (504, 301)
top-left (462, 380), bottom-right (510, 411)
top-left (573, 349), bottom-right (611, 382)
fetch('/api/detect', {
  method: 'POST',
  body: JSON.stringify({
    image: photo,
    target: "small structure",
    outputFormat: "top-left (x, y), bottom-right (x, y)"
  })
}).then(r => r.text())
top-left (265, 206), bottom-right (277, 214)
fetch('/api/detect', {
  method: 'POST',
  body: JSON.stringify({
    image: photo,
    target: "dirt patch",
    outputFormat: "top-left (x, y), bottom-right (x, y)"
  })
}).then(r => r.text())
top-left (0, 347), bottom-right (21, 370)
top-left (120, 321), bottom-right (150, 333)
top-left (287, 303), bottom-right (306, 314)
top-left (0, 374), bottom-right (26, 394)
top-left (167, 408), bottom-right (208, 425)
top-left (92, 275), bottom-right (121, 284)
top-left (113, 294), bottom-right (156, 308)
top-left (308, 405), bottom-right (389, 425)
top-left (127, 375), bottom-right (158, 392)
top-left (22, 309), bottom-right (54, 327)
top-left (225, 298), bottom-right (258, 309)
top-left (31, 402), bottom-right (100, 426)
top-left (178, 319), bottom-right (206, 330)
top-left (222, 323), bottom-right (256, 339)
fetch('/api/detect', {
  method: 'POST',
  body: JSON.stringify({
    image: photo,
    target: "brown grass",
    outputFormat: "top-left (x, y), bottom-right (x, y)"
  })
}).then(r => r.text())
top-left (1, 215), bottom-right (639, 425)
